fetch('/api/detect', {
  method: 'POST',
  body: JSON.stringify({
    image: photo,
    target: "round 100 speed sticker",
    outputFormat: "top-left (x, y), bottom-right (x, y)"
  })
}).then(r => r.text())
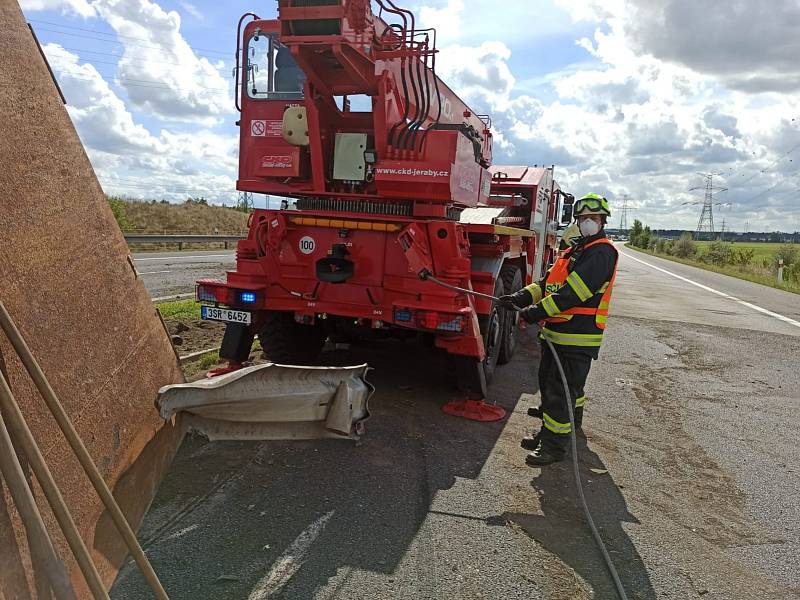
top-left (299, 236), bottom-right (316, 254)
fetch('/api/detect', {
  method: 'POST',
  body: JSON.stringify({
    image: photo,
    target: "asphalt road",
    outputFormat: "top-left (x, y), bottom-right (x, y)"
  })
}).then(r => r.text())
top-left (113, 245), bottom-right (800, 599)
top-left (132, 250), bottom-right (235, 299)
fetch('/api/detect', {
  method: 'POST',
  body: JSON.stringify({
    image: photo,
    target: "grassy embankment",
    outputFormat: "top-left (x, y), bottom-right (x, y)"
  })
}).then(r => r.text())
top-left (110, 197), bottom-right (251, 251)
top-left (625, 241), bottom-right (800, 295)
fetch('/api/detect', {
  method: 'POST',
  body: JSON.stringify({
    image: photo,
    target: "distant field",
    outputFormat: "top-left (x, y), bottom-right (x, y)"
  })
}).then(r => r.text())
top-left (627, 242), bottom-right (800, 294)
top-left (692, 241), bottom-right (784, 262)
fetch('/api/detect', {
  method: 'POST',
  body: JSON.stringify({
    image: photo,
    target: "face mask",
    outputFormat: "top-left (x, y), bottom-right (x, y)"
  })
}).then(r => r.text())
top-left (579, 219), bottom-right (601, 237)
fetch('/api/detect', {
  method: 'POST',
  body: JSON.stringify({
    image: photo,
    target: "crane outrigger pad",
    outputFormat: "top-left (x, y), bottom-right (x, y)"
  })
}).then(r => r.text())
top-left (157, 363), bottom-right (373, 441)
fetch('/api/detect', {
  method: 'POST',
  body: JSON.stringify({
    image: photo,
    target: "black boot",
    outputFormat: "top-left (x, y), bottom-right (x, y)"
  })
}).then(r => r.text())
top-left (525, 445), bottom-right (564, 467)
top-left (525, 443), bottom-right (565, 466)
top-left (527, 406), bottom-right (542, 418)
top-left (520, 432), bottom-right (540, 451)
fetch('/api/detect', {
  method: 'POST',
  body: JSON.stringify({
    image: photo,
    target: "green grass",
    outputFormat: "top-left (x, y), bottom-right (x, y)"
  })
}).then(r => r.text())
top-left (692, 241), bottom-right (785, 263)
top-left (183, 351), bottom-right (221, 377)
top-left (626, 244), bottom-right (800, 295)
top-left (155, 299), bottom-right (201, 321)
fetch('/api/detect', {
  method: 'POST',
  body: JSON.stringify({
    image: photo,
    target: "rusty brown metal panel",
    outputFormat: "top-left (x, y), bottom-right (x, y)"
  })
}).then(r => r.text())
top-left (0, 1), bottom-right (186, 596)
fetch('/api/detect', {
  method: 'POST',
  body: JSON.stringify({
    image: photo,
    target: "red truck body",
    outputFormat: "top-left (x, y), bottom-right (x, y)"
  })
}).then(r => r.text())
top-left (198, 1), bottom-right (574, 396)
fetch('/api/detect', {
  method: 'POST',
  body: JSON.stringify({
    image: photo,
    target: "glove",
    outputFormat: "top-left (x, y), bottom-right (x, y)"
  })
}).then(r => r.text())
top-left (497, 288), bottom-right (533, 310)
top-left (519, 307), bottom-right (540, 324)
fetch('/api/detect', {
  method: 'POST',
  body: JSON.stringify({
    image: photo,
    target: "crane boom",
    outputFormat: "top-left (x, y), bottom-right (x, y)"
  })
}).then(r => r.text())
top-left (237, 0), bottom-right (493, 216)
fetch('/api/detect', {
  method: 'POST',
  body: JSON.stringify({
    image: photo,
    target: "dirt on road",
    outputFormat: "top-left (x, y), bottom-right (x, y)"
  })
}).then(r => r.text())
top-left (166, 318), bottom-right (224, 356)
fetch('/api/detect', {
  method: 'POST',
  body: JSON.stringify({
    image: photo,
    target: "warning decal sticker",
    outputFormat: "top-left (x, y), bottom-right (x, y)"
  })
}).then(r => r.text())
top-left (250, 120), bottom-right (266, 136)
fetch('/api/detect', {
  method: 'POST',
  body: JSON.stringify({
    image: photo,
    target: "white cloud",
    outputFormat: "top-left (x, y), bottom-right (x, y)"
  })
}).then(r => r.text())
top-left (178, 1), bottom-right (204, 22)
top-left (43, 42), bottom-right (238, 203)
top-left (418, 0), bottom-right (463, 44)
top-left (419, 0), bottom-right (800, 230)
top-left (20, 0), bottom-right (95, 18)
top-left (92, 0), bottom-right (231, 124)
top-left (21, 0), bottom-right (800, 228)
top-left (624, 1), bottom-right (800, 94)
top-left (435, 41), bottom-right (515, 107)
top-left (44, 44), bottom-right (160, 154)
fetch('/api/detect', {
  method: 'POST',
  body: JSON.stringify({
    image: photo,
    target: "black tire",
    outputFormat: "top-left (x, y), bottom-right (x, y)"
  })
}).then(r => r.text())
top-left (478, 276), bottom-right (505, 384)
top-left (258, 311), bottom-right (326, 364)
top-left (498, 265), bottom-right (523, 364)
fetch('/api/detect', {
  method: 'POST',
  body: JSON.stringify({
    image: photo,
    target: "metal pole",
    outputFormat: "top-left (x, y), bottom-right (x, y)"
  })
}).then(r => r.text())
top-left (0, 409), bottom-right (77, 600)
top-left (0, 371), bottom-right (109, 599)
top-left (0, 300), bottom-right (170, 600)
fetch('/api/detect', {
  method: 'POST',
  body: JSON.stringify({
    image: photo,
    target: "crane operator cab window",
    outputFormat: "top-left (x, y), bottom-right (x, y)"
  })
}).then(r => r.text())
top-left (246, 33), bottom-right (305, 100)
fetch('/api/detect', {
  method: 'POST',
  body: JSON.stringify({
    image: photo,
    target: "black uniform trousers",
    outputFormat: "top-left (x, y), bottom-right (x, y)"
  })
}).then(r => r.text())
top-left (537, 340), bottom-right (592, 456)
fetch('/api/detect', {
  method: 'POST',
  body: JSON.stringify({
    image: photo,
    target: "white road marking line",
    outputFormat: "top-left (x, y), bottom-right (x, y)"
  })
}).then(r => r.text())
top-left (248, 511), bottom-right (335, 599)
top-left (133, 254), bottom-right (234, 262)
top-left (139, 270), bottom-right (172, 275)
top-left (620, 250), bottom-right (800, 329)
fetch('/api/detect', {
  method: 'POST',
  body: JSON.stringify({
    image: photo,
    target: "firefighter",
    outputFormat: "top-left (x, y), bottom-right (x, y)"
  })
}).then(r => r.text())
top-left (499, 193), bottom-right (618, 466)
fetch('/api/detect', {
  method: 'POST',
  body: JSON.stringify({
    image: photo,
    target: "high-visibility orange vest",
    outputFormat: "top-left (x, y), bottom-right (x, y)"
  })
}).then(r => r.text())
top-left (541, 238), bottom-right (617, 330)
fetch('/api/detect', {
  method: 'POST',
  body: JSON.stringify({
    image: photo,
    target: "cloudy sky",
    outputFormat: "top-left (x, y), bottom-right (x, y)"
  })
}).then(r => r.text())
top-left (20, 0), bottom-right (800, 231)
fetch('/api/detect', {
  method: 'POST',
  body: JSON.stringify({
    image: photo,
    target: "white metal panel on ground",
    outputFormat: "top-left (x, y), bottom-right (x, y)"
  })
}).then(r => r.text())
top-left (157, 363), bottom-right (373, 440)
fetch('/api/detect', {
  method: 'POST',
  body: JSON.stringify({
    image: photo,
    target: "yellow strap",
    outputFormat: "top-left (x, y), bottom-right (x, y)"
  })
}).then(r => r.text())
top-left (542, 412), bottom-right (571, 434)
top-left (541, 295), bottom-right (560, 317)
top-left (566, 271), bottom-right (593, 301)
top-left (540, 327), bottom-right (604, 347)
top-left (575, 395), bottom-right (587, 408)
top-left (523, 283), bottom-right (543, 305)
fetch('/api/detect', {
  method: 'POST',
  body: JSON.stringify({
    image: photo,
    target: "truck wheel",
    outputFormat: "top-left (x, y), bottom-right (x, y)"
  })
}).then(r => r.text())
top-left (478, 276), bottom-right (505, 384)
top-left (498, 266), bottom-right (522, 364)
top-left (258, 311), bottom-right (326, 364)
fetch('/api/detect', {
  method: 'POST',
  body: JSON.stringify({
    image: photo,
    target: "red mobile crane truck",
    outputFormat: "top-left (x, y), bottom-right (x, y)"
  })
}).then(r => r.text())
top-left (197, 0), bottom-right (575, 400)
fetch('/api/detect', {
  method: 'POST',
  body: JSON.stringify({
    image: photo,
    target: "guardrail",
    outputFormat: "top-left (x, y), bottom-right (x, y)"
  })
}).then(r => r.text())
top-left (124, 234), bottom-right (245, 249)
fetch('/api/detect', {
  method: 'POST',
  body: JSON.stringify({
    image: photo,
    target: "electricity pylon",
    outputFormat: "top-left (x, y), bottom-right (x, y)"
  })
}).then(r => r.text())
top-left (237, 191), bottom-right (254, 210)
top-left (682, 173), bottom-right (729, 240)
top-left (618, 194), bottom-right (637, 233)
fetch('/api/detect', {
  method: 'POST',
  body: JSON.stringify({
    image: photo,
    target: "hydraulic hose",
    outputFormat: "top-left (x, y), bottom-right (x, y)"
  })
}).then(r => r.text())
top-left (421, 272), bottom-right (629, 600)
top-left (544, 337), bottom-right (629, 600)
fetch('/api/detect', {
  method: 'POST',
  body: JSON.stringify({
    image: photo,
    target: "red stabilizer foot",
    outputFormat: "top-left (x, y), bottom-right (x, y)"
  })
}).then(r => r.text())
top-left (205, 361), bottom-right (244, 378)
top-left (442, 399), bottom-right (507, 422)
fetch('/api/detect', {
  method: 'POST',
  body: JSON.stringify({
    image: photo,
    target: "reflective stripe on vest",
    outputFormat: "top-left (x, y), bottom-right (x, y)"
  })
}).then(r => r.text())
top-left (540, 238), bottom-right (617, 330)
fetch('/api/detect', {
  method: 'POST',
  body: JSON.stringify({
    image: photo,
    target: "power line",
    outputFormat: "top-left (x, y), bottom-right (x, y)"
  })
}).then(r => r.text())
top-left (51, 45), bottom-right (228, 70)
top-left (99, 179), bottom-right (235, 195)
top-left (732, 142), bottom-right (800, 192)
top-left (29, 19), bottom-right (229, 57)
top-left (48, 68), bottom-right (231, 96)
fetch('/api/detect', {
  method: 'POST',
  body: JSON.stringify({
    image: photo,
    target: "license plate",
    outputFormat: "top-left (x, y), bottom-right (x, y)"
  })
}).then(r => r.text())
top-left (201, 306), bottom-right (251, 325)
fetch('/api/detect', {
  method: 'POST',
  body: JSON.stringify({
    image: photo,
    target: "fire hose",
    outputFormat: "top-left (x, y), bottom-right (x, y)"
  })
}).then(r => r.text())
top-left (421, 271), bottom-right (629, 600)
